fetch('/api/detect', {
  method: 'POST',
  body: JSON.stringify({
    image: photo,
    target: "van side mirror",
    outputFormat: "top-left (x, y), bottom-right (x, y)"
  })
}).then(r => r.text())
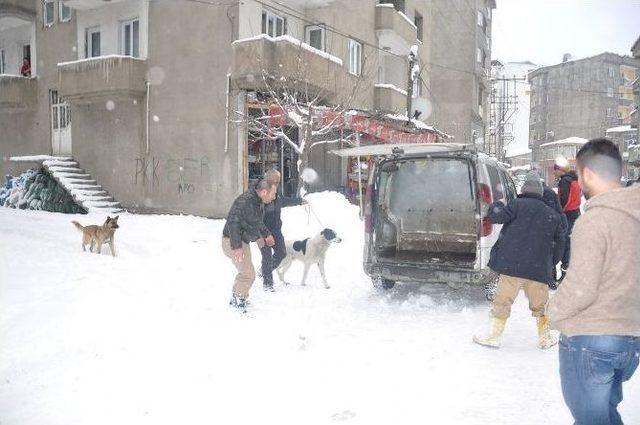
top-left (380, 162), bottom-right (399, 173)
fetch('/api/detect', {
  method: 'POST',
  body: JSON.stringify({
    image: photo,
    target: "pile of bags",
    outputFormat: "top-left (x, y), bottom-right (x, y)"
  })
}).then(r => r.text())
top-left (0, 168), bottom-right (86, 214)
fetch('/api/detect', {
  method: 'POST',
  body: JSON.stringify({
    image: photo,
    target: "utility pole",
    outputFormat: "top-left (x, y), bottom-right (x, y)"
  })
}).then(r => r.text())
top-left (406, 46), bottom-right (419, 121)
top-left (488, 76), bottom-right (525, 161)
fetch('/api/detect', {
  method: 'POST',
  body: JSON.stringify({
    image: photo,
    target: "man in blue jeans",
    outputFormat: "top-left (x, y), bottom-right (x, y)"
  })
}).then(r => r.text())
top-left (548, 138), bottom-right (640, 425)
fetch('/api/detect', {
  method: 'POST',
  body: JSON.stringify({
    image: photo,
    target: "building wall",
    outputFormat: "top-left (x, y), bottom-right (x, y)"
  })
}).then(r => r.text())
top-left (0, 0), bottom-right (76, 178)
top-left (528, 53), bottom-right (640, 150)
top-left (429, 0), bottom-right (493, 144)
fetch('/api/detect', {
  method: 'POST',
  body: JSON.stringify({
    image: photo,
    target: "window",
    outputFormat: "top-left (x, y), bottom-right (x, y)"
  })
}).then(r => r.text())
top-left (412, 76), bottom-right (421, 98)
top-left (348, 39), bottom-right (362, 76)
top-left (23, 44), bottom-right (31, 62)
top-left (414, 11), bottom-right (423, 42)
top-left (478, 86), bottom-right (484, 116)
top-left (607, 87), bottom-right (614, 98)
top-left (305, 25), bottom-right (325, 51)
top-left (59, 1), bottom-right (71, 23)
top-left (120, 19), bottom-right (140, 57)
top-left (261, 10), bottom-right (287, 37)
top-left (0, 49), bottom-right (5, 74)
top-left (477, 11), bottom-right (484, 27)
top-left (607, 107), bottom-right (613, 118)
top-left (608, 66), bottom-right (616, 78)
top-left (43, 0), bottom-right (55, 27)
top-left (85, 27), bottom-right (101, 58)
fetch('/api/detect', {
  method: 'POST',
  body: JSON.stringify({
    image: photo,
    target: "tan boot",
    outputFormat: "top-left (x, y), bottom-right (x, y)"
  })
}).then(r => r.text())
top-left (473, 317), bottom-right (507, 348)
top-left (537, 316), bottom-right (557, 349)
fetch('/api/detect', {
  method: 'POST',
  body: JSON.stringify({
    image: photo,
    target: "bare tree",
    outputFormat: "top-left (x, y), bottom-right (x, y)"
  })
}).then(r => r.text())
top-left (231, 37), bottom-right (377, 194)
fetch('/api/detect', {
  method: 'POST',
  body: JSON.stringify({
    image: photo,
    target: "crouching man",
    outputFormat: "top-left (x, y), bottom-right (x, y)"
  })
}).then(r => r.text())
top-left (473, 171), bottom-right (565, 349)
top-left (222, 179), bottom-right (276, 311)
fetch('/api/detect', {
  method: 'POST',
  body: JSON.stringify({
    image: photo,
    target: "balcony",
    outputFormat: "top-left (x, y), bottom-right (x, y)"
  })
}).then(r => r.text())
top-left (0, 76), bottom-right (37, 112)
top-left (232, 35), bottom-right (345, 99)
top-left (58, 55), bottom-right (147, 104)
top-left (374, 84), bottom-right (407, 114)
top-left (375, 4), bottom-right (417, 55)
top-left (61, 0), bottom-right (130, 10)
top-left (0, 0), bottom-right (36, 20)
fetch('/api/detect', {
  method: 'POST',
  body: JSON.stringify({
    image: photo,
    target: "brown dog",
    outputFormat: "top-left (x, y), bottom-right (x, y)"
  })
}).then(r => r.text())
top-left (72, 216), bottom-right (120, 256)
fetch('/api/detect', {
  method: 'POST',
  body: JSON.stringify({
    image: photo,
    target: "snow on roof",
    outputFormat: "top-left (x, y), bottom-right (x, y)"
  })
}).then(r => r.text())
top-left (539, 137), bottom-right (589, 148)
top-left (506, 148), bottom-right (532, 158)
top-left (374, 83), bottom-right (407, 96)
top-left (58, 55), bottom-right (145, 68)
top-left (509, 164), bottom-right (532, 172)
top-left (606, 125), bottom-right (635, 133)
top-left (398, 11), bottom-right (418, 29)
top-left (233, 34), bottom-right (343, 66)
top-left (9, 155), bottom-right (73, 162)
top-left (383, 113), bottom-right (452, 138)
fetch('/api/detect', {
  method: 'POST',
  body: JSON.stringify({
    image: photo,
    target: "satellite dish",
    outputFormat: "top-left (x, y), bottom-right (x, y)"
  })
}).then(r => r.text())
top-left (412, 97), bottom-right (433, 122)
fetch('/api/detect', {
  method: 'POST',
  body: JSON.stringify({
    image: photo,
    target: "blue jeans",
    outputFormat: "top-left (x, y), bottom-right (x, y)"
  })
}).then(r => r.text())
top-left (559, 334), bottom-right (640, 425)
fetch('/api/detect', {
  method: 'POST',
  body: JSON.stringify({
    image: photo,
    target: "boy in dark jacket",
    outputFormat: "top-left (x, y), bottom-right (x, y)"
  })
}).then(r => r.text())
top-left (473, 171), bottom-right (565, 349)
top-left (260, 170), bottom-right (287, 291)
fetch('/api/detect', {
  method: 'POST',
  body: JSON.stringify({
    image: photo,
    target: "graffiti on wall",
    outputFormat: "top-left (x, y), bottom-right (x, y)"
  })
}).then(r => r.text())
top-left (134, 156), bottom-right (218, 195)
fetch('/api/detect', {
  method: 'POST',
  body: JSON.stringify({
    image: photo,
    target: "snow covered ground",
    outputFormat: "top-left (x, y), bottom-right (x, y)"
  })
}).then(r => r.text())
top-left (1, 192), bottom-right (638, 425)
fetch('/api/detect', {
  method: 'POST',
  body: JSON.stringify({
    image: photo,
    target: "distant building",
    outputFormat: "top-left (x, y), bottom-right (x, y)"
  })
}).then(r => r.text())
top-left (631, 36), bottom-right (640, 150)
top-left (535, 137), bottom-right (588, 186)
top-left (606, 125), bottom-right (637, 180)
top-left (528, 52), bottom-right (640, 162)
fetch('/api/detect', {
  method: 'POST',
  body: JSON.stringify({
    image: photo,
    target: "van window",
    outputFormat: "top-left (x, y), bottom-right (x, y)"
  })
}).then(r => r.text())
top-left (485, 165), bottom-right (506, 202)
top-left (499, 170), bottom-right (517, 200)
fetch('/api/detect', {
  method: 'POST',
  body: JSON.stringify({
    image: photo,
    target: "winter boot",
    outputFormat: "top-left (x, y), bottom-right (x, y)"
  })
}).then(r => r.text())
top-left (536, 316), bottom-right (557, 349)
top-left (473, 317), bottom-right (507, 348)
top-left (263, 274), bottom-right (275, 292)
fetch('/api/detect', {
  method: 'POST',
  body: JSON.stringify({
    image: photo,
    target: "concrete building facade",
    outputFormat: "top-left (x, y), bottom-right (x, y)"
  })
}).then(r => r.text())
top-left (429, 0), bottom-right (496, 145)
top-left (1, 0), bottom-right (445, 217)
top-left (528, 52), bottom-right (640, 169)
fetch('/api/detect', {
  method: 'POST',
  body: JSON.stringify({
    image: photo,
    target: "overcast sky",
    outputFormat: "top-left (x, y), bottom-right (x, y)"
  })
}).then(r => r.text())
top-left (492, 0), bottom-right (640, 66)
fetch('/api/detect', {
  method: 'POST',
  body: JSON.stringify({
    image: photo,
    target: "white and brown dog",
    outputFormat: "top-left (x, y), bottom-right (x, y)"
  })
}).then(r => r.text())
top-left (277, 228), bottom-right (342, 289)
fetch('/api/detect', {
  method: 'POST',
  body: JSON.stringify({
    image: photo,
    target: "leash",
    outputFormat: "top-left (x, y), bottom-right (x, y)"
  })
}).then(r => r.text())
top-left (303, 197), bottom-right (325, 228)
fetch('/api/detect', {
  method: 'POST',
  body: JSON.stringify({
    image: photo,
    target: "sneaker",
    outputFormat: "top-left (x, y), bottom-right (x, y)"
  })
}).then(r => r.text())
top-left (264, 284), bottom-right (276, 292)
top-left (236, 297), bottom-right (247, 312)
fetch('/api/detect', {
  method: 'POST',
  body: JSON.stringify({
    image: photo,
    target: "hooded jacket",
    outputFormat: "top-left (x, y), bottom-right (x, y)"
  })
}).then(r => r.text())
top-left (548, 185), bottom-right (640, 336)
top-left (558, 171), bottom-right (581, 215)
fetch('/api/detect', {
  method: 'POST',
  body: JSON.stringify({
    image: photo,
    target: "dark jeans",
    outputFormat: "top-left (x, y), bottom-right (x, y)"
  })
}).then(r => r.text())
top-left (260, 230), bottom-right (286, 286)
top-left (559, 334), bottom-right (640, 425)
top-left (562, 212), bottom-right (579, 269)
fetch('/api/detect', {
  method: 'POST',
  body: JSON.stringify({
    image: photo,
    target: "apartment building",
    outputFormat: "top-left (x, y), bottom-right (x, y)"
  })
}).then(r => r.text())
top-left (429, 0), bottom-right (496, 145)
top-left (528, 52), bottom-right (640, 168)
top-left (1, 0), bottom-right (439, 217)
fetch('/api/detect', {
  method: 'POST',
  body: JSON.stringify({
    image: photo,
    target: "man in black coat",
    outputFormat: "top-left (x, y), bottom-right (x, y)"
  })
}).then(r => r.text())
top-left (554, 160), bottom-right (582, 274)
top-left (222, 179), bottom-right (276, 310)
top-left (542, 179), bottom-right (568, 287)
top-left (261, 169), bottom-right (287, 291)
top-left (473, 171), bottom-right (565, 349)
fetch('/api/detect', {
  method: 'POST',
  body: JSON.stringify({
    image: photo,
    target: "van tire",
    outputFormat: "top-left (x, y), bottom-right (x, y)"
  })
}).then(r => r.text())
top-left (381, 279), bottom-right (396, 290)
top-left (373, 277), bottom-right (396, 290)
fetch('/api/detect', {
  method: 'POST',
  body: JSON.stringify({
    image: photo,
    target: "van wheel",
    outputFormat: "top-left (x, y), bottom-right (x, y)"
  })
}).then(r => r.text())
top-left (381, 279), bottom-right (396, 290)
top-left (373, 277), bottom-right (396, 290)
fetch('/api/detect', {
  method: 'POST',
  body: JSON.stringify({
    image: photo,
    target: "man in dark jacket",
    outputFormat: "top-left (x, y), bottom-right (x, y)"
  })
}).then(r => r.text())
top-left (222, 179), bottom-right (276, 310)
top-left (554, 159), bottom-right (582, 275)
top-left (542, 179), bottom-right (568, 288)
top-left (473, 171), bottom-right (565, 349)
top-left (260, 169), bottom-right (287, 291)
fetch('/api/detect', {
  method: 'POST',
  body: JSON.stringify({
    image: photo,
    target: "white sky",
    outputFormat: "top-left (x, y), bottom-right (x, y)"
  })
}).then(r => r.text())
top-left (492, 0), bottom-right (640, 66)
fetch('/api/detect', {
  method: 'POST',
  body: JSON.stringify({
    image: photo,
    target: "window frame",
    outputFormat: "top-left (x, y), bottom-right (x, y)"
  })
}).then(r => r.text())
top-left (0, 48), bottom-right (5, 75)
top-left (305, 25), bottom-right (325, 51)
top-left (43, 0), bottom-right (55, 27)
top-left (348, 39), bottom-right (362, 76)
top-left (59, 1), bottom-right (72, 23)
top-left (85, 26), bottom-right (101, 58)
top-left (414, 11), bottom-right (423, 42)
top-left (261, 9), bottom-right (287, 38)
top-left (120, 18), bottom-right (140, 58)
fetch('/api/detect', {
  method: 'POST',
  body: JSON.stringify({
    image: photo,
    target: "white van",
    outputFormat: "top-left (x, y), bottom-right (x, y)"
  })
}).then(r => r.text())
top-left (333, 143), bottom-right (517, 297)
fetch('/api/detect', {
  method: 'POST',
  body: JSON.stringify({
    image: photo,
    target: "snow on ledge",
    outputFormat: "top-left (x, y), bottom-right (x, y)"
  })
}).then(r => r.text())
top-left (375, 83), bottom-right (408, 96)
top-left (376, 3), bottom-right (395, 8)
top-left (398, 11), bottom-right (418, 29)
top-left (233, 34), bottom-right (343, 66)
top-left (9, 155), bottom-right (73, 162)
top-left (58, 55), bottom-right (146, 68)
top-left (606, 125), bottom-right (634, 133)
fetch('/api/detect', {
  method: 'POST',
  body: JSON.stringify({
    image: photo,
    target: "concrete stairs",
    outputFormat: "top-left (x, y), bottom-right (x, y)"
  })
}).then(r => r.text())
top-left (42, 157), bottom-right (124, 214)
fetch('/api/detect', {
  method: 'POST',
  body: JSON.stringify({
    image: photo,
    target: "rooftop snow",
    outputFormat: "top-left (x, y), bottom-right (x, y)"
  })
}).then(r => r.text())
top-left (539, 137), bottom-right (588, 148)
top-left (233, 34), bottom-right (343, 66)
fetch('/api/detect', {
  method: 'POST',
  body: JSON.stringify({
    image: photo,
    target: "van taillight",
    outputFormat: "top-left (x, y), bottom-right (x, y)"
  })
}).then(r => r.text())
top-left (479, 183), bottom-right (492, 205)
top-left (479, 183), bottom-right (493, 237)
top-left (481, 216), bottom-right (493, 237)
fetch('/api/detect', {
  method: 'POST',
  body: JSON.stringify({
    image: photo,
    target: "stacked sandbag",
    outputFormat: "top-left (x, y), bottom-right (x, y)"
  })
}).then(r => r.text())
top-left (1, 168), bottom-right (86, 214)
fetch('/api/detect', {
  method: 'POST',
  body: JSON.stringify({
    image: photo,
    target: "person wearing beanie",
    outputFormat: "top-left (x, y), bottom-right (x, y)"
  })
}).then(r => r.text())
top-left (473, 170), bottom-right (565, 349)
top-left (553, 156), bottom-right (582, 279)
